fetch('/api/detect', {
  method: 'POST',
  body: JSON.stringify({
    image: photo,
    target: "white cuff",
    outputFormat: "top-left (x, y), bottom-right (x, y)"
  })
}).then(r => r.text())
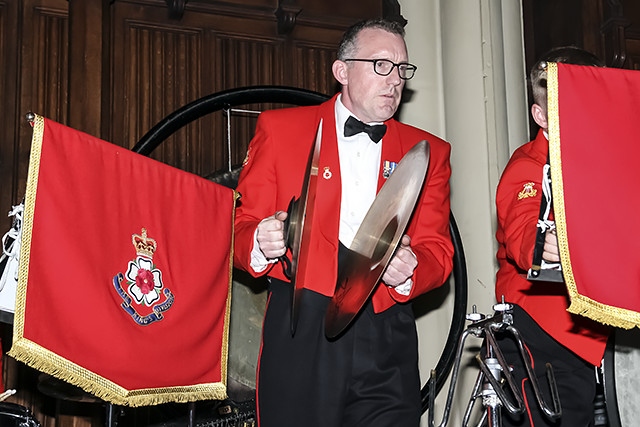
top-left (249, 227), bottom-right (278, 273)
top-left (393, 279), bottom-right (413, 296)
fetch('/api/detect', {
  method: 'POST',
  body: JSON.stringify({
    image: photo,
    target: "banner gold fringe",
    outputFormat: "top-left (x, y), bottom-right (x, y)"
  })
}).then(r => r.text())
top-left (567, 296), bottom-right (640, 330)
top-left (548, 63), bottom-right (640, 329)
top-left (8, 338), bottom-right (227, 407)
top-left (8, 113), bottom-right (236, 407)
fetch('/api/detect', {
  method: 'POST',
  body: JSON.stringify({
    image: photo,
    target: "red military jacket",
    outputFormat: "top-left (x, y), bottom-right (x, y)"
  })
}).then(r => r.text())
top-left (495, 129), bottom-right (610, 366)
top-left (234, 95), bottom-right (454, 313)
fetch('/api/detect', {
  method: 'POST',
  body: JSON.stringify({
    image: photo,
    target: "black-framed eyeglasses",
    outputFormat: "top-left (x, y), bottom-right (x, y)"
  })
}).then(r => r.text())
top-left (343, 58), bottom-right (417, 80)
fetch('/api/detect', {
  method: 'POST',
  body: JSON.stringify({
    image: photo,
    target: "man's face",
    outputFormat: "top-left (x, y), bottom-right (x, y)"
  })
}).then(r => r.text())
top-left (335, 28), bottom-right (408, 123)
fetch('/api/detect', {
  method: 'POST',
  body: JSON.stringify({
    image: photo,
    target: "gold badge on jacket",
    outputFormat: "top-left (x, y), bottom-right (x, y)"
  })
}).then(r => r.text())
top-left (517, 182), bottom-right (537, 200)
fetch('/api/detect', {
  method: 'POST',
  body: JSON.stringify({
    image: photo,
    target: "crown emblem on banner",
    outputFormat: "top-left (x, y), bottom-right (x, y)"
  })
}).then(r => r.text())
top-left (131, 228), bottom-right (157, 258)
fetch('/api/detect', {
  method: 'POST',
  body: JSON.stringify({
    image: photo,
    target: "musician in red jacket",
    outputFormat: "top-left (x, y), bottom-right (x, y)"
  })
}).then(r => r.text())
top-left (494, 46), bottom-right (611, 426)
top-left (234, 18), bottom-right (453, 427)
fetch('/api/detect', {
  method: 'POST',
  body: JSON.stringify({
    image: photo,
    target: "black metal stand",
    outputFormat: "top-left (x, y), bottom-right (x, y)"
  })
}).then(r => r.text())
top-left (427, 300), bottom-right (562, 427)
top-left (105, 402), bottom-right (118, 427)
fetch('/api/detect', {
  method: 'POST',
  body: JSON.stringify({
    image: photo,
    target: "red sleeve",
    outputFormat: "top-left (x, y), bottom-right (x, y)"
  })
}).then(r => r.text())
top-left (496, 154), bottom-right (544, 271)
top-left (233, 113), bottom-right (279, 277)
top-left (391, 138), bottom-right (454, 302)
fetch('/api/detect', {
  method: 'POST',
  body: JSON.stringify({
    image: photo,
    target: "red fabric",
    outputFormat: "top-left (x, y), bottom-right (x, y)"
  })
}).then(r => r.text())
top-left (551, 63), bottom-right (640, 327)
top-left (0, 338), bottom-right (3, 392)
top-left (12, 117), bottom-right (234, 402)
top-left (233, 95), bottom-right (453, 313)
top-left (495, 130), bottom-right (609, 366)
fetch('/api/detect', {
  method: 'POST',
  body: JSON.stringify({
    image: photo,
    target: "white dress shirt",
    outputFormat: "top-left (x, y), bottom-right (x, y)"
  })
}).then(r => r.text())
top-left (334, 96), bottom-right (382, 247)
top-left (249, 96), bottom-right (412, 295)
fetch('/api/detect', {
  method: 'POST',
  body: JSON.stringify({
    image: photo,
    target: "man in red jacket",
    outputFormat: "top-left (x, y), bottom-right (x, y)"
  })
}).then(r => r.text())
top-left (494, 46), bottom-right (611, 426)
top-left (234, 18), bottom-right (453, 427)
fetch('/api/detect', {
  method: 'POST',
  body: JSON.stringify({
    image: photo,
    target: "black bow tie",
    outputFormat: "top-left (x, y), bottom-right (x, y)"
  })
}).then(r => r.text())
top-left (344, 116), bottom-right (387, 143)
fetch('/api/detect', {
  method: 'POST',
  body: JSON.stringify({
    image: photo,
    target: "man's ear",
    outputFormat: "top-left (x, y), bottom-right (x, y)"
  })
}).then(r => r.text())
top-left (332, 60), bottom-right (348, 85)
top-left (531, 103), bottom-right (548, 130)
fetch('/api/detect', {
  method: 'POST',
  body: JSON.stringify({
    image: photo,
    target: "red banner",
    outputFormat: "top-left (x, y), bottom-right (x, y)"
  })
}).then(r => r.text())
top-left (548, 62), bottom-right (640, 328)
top-left (9, 115), bottom-right (236, 406)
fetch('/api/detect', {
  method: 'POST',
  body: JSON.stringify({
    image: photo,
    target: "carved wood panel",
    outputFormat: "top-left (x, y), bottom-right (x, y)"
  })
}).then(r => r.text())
top-left (0, 1), bottom-right (380, 425)
top-left (522, 0), bottom-right (640, 136)
top-left (0, 0), bottom-right (69, 226)
top-left (0, 1), bottom-right (19, 225)
top-left (108, 0), bottom-right (348, 178)
top-left (618, 0), bottom-right (640, 69)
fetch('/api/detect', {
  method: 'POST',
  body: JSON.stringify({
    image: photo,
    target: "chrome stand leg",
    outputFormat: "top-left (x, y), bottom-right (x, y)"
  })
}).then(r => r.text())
top-left (427, 301), bottom-right (561, 427)
top-left (105, 403), bottom-right (118, 427)
top-left (188, 401), bottom-right (196, 427)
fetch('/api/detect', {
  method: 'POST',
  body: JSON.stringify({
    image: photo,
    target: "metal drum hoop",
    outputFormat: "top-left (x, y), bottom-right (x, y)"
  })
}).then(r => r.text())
top-left (602, 327), bottom-right (640, 427)
top-left (0, 402), bottom-right (41, 427)
top-left (133, 85), bottom-right (468, 413)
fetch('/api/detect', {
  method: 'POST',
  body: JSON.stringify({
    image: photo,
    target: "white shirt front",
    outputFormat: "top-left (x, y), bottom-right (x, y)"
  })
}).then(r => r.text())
top-left (249, 97), bottom-right (413, 295)
top-left (250, 95), bottom-right (383, 271)
top-left (334, 95), bottom-right (382, 247)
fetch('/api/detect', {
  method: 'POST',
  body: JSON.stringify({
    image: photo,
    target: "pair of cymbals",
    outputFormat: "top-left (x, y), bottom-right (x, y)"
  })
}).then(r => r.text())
top-left (283, 128), bottom-right (430, 338)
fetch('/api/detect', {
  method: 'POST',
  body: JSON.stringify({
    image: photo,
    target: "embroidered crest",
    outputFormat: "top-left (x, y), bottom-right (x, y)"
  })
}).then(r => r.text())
top-left (383, 160), bottom-right (397, 179)
top-left (113, 228), bottom-right (174, 325)
top-left (518, 182), bottom-right (537, 200)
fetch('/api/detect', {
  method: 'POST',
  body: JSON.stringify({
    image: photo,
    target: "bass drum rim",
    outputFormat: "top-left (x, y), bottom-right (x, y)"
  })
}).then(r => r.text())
top-left (603, 331), bottom-right (621, 427)
top-left (602, 327), bottom-right (640, 427)
top-left (0, 401), bottom-right (41, 427)
top-left (133, 85), bottom-right (468, 413)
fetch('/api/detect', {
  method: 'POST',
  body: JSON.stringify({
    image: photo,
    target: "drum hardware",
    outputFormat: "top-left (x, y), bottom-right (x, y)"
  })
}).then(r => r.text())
top-left (144, 398), bottom-right (256, 427)
top-left (37, 374), bottom-right (128, 427)
top-left (0, 389), bottom-right (16, 401)
top-left (592, 375), bottom-right (608, 427)
top-left (0, 401), bottom-right (41, 427)
top-left (602, 327), bottom-right (640, 427)
top-left (0, 202), bottom-right (24, 323)
top-left (426, 300), bottom-right (562, 427)
top-left (223, 107), bottom-right (261, 172)
top-left (324, 140), bottom-right (430, 339)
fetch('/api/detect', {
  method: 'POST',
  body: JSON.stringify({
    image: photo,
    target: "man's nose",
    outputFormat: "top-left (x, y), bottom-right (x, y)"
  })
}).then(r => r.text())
top-left (386, 67), bottom-right (402, 85)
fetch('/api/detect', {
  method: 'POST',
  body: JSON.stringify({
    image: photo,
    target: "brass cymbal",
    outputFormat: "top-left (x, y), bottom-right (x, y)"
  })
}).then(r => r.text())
top-left (324, 140), bottom-right (430, 339)
top-left (282, 120), bottom-right (322, 336)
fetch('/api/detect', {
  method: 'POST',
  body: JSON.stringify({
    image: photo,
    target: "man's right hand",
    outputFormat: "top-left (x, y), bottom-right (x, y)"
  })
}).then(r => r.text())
top-left (256, 211), bottom-right (288, 259)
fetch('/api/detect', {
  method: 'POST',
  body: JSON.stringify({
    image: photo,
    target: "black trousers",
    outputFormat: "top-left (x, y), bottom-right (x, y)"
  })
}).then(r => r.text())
top-left (256, 279), bottom-right (421, 427)
top-left (492, 305), bottom-right (597, 427)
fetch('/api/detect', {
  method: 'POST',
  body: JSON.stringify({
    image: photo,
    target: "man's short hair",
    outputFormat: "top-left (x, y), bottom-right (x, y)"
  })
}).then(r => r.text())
top-left (531, 46), bottom-right (604, 107)
top-left (337, 18), bottom-right (406, 61)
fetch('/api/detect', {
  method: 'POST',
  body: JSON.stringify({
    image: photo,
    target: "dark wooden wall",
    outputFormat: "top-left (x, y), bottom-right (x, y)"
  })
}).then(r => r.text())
top-left (0, 1), bottom-right (387, 425)
top-left (522, 0), bottom-right (640, 137)
top-left (524, 0), bottom-right (640, 70)
top-left (1, 0), bottom-right (640, 425)
top-left (0, 0), bottom-right (390, 230)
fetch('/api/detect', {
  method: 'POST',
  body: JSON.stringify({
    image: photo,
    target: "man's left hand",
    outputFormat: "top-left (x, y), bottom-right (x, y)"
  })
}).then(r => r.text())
top-left (542, 228), bottom-right (560, 263)
top-left (382, 235), bottom-right (417, 288)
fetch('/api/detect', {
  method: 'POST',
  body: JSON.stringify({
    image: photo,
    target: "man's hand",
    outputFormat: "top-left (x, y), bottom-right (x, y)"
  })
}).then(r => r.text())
top-left (256, 211), bottom-right (288, 259)
top-left (542, 228), bottom-right (560, 263)
top-left (382, 235), bottom-right (418, 288)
